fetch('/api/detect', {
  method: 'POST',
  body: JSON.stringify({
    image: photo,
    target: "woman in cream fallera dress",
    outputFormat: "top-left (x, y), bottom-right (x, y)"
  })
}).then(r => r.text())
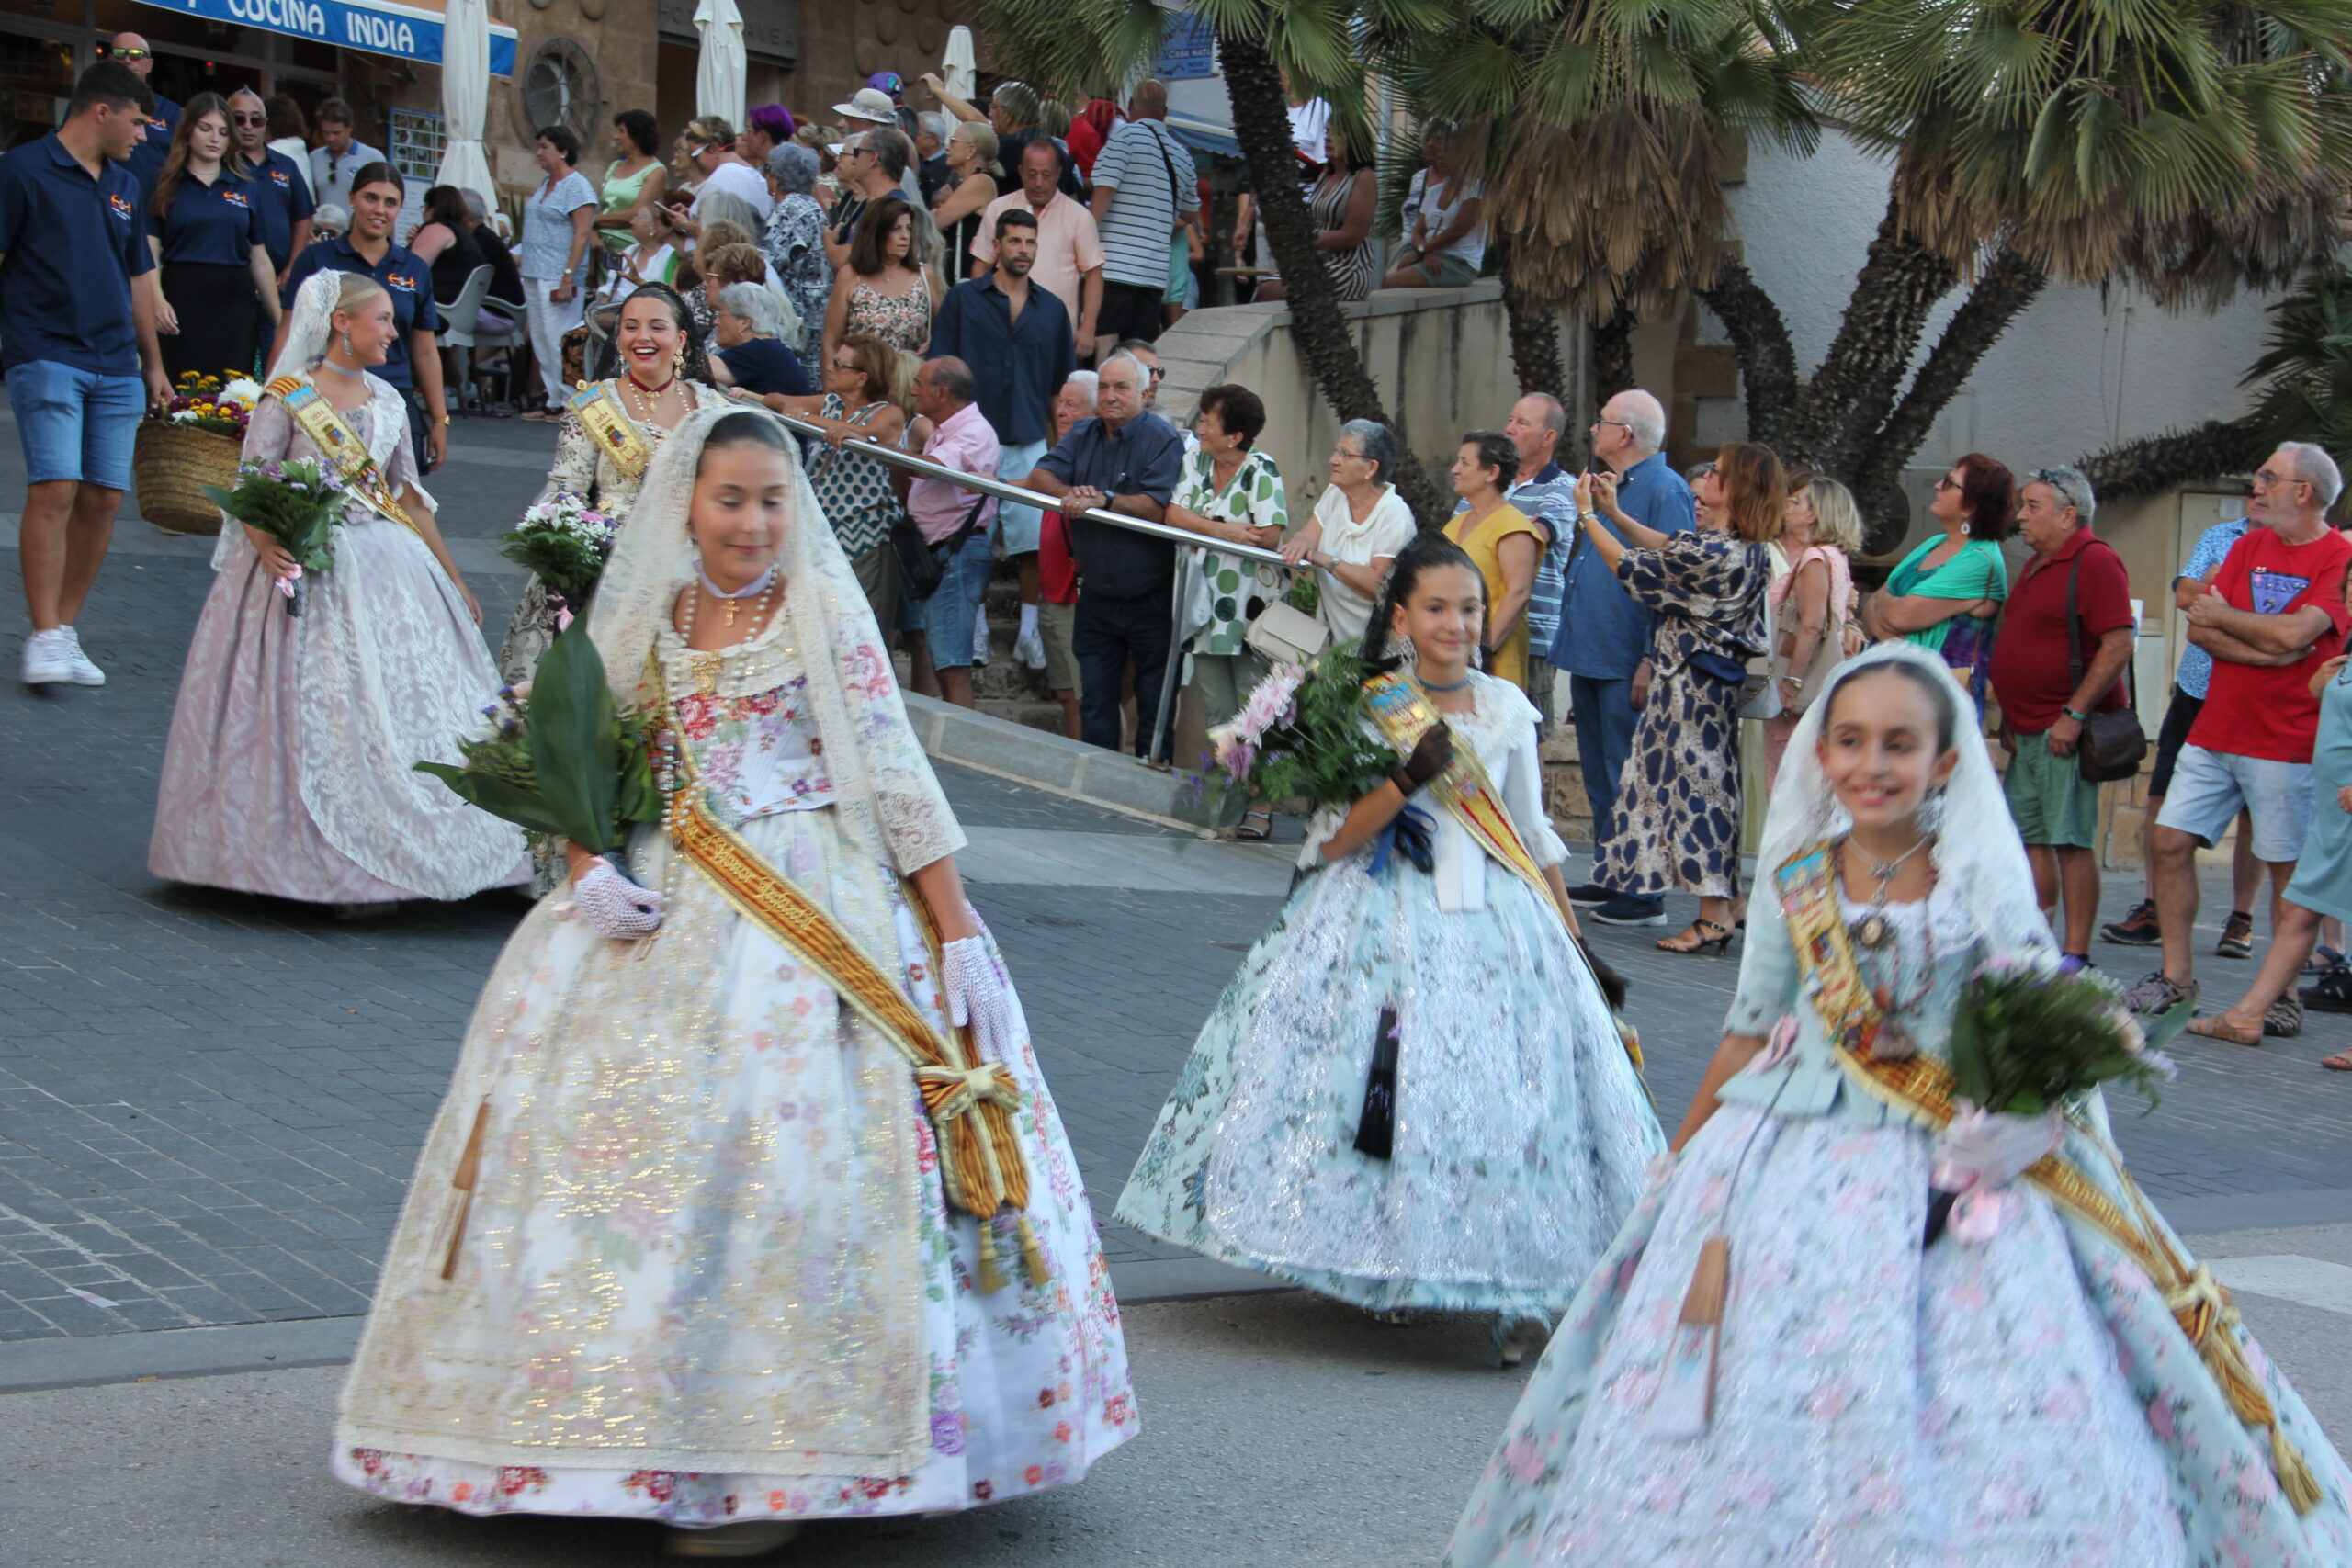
top-left (334, 410), bottom-right (1135, 1544)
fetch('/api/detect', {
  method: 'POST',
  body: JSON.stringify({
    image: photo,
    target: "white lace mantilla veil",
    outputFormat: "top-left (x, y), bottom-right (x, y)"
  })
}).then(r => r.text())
top-left (1757, 641), bottom-right (2052, 964)
top-left (588, 405), bottom-right (966, 874)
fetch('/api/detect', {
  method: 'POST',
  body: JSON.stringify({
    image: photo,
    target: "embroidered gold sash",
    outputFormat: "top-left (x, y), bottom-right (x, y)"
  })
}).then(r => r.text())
top-left (1773, 839), bottom-right (2324, 1514)
top-left (667, 782), bottom-right (1048, 1293)
top-left (1363, 671), bottom-right (1644, 1072)
top-left (569, 379), bottom-right (652, 478)
top-left (265, 375), bottom-right (420, 537)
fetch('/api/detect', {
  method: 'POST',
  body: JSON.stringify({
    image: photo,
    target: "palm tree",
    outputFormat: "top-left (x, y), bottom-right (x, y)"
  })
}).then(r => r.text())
top-left (970, 0), bottom-right (1454, 522)
top-left (1736, 0), bottom-right (2352, 545)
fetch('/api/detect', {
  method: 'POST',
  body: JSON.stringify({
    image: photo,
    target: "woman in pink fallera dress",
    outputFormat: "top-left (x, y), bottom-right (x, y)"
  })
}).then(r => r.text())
top-left (149, 270), bottom-right (525, 911)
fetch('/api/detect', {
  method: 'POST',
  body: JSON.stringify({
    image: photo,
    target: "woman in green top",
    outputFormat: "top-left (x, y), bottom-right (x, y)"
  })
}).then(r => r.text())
top-left (1164, 384), bottom-right (1290, 834)
top-left (1860, 451), bottom-right (2017, 709)
top-left (593, 110), bottom-right (668, 256)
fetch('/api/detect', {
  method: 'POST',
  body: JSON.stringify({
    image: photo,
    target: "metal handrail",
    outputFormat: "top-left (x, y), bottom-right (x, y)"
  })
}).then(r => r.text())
top-left (767, 409), bottom-right (1291, 568)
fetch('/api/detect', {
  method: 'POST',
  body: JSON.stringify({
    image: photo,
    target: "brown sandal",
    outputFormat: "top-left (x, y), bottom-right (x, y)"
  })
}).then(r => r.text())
top-left (2186, 1013), bottom-right (2264, 1047)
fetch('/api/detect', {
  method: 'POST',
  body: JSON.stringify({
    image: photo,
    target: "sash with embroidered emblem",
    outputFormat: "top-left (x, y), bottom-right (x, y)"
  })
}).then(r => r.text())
top-left (662, 721), bottom-right (1047, 1293)
top-left (265, 375), bottom-right (420, 538)
top-left (1363, 670), bottom-right (1645, 1073)
top-left (569, 379), bottom-right (653, 478)
top-left (1772, 838), bottom-right (2324, 1514)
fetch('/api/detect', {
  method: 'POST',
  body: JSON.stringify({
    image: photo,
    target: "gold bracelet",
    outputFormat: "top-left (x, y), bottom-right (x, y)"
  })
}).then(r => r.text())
top-left (433, 414), bottom-right (451, 426)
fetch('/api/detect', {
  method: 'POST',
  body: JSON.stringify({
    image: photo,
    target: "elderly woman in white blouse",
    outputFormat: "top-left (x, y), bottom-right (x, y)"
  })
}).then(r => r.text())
top-left (1280, 418), bottom-right (1418, 651)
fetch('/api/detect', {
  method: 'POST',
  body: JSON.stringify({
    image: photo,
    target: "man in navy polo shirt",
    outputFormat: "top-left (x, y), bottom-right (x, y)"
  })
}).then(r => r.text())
top-left (1020, 351), bottom-right (1185, 755)
top-left (110, 32), bottom-right (175, 206)
top-left (931, 207), bottom-right (1075, 671)
top-left (227, 87), bottom-right (311, 288)
top-left (0, 61), bottom-right (171, 688)
top-left (276, 163), bottom-right (449, 472)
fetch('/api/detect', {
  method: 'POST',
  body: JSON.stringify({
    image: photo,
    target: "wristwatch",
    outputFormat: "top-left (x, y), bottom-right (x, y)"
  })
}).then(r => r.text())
top-left (433, 413), bottom-right (452, 426)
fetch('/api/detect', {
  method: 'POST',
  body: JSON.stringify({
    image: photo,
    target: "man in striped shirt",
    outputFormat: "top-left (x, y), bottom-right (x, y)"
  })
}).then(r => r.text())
top-left (1085, 80), bottom-right (1196, 362)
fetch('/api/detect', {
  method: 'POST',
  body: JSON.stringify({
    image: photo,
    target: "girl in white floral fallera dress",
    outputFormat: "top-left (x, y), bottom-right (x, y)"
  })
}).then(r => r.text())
top-left (334, 410), bottom-right (1136, 1558)
top-left (1445, 643), bottom-right (2352, 1568)
top-left (1116, 536), bottom-right (1664, 1366)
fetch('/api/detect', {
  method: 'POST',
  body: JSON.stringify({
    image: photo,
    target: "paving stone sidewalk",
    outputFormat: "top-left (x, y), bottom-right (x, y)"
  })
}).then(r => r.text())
top-left (0, 412), bottom-right (2348, 1343)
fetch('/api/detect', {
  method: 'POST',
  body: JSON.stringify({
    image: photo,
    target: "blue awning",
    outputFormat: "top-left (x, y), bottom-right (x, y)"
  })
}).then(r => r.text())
top-left (1167, 116), bottom-right (1240, 162)
top-left (136, 0), bottom-right (519, 76)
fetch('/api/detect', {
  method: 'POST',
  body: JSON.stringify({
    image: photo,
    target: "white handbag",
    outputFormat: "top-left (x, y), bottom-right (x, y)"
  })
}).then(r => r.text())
top-left (1245, 601), bottom-right (1332, 666)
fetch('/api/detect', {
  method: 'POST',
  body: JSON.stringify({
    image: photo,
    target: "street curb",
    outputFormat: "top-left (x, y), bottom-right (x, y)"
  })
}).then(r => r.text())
top-left (903, 692), bottom-right (1214, 832)
top-left (0, 1258), bottom-right (1291, 1395)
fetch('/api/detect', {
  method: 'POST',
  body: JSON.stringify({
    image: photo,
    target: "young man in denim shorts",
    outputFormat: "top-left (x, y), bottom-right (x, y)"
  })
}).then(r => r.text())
top-left (0, 61), bottom-right (172, 687)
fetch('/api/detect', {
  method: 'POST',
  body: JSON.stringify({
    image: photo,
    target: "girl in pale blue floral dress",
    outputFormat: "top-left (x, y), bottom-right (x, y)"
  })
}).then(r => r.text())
top-left (1116, 536), bottom-right (1663, 1364)
top-left (1446, 642), bottom-right (2352, 1568)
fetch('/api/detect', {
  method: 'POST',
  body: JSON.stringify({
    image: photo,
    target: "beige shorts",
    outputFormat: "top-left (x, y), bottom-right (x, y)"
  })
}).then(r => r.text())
top-left (1041, 599), bottom-right (1080, 695)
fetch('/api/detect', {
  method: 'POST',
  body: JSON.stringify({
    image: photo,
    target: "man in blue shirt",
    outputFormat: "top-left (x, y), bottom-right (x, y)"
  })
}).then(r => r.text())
top-left (277, 164), bottom-right (448, 472)
top-left (1453, 391), bottom-right (1577, 733)
top-left (1021, 352), bottom-right (1186, 755)
top-left (109, 33), bottom-right (175, 208)
top-left (931, 208), bottom-right (1075, 672)
top-left (227, 87), bottom-right (312, 288)
top-left (1, 62), bottom-right (170, 689)
top-left (1551, 388), bottom-right (1695, 925)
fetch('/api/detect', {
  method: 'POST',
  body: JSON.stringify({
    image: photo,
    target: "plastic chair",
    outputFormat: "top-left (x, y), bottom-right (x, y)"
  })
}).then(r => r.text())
top-left (437, 265), bottom-right (525, 413)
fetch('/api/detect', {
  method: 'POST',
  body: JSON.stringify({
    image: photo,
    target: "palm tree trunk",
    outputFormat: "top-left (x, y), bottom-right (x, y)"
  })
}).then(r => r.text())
top-left (1777, 188), bottom-right (1957, 475)
top-left (1849, 247), bottom-right (2048, 515)
top-left (1216, 28), bottom-right (1447, 525)
top-left (1592, 306), bottom-right (1636, 405)
top-left (1498, 236), bottom-right (1566, 400)
top-left (2076, 420), bottom-right (2268, 501)
top-left (1698, 259), bottom-right (1797, 447)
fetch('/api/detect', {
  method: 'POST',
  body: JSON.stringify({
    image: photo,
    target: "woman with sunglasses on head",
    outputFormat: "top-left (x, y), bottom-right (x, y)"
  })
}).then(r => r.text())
top-left (1860, 452), bottom-right (2017, 712)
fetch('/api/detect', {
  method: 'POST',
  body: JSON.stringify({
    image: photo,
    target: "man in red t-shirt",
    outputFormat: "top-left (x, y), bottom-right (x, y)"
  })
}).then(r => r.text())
top-left (1988, 467), bottom-right (2137, 966)
top-left (2130, 443), bottom-right (2352, 1022)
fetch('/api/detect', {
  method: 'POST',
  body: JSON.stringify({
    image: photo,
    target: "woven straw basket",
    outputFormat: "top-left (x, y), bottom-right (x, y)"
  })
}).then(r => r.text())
top-left (132, 420), bottom-right (241, 536)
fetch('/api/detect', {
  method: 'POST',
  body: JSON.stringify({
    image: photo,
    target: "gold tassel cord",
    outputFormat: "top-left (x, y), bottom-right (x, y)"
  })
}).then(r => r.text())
top-left (437, 1099), bottom-right (491, 1282)
top-left (663, 746), bottom-right (1048, 1290)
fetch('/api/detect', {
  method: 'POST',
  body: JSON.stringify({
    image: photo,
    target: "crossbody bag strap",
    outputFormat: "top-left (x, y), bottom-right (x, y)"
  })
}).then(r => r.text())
top-left (2064, 548), bottom-right (2136, 712)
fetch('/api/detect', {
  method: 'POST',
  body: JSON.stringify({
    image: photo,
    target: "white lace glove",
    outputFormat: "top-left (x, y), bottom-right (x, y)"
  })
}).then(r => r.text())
top-left (941, 928), bottom-right (1014, 1062)
top-left (1930, 1105), bottom-right (2062, 1244)
top-left (571, 856), bottom-right (664, 940)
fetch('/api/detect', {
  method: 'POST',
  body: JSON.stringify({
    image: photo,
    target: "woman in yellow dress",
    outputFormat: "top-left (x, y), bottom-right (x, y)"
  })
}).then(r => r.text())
top-left (1443, 429), bottom-right (1546, 686)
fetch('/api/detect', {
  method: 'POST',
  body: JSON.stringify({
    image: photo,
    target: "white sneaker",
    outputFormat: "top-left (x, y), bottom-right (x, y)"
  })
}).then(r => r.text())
top-left (55, 626), bottom-right (105, 686)
top-left (1015, 626), bottom-right (1047, 670)
top-left (21, 628), bottom-right (74, 686)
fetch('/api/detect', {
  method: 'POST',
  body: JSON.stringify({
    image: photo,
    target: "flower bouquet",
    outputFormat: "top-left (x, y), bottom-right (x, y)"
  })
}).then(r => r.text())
top-left (1926, 956), bottom-right (2176, 1244)
top-left (134, 371), bottom-right (265, 535)
top-left (414, 625), bottom-right (662, 876)
top-left (199, 457), bottom-right (346, 616)
top-left (500, 492), bottom-right (618, 630)
top-left (165, 371), bottom-right (263, 438)
top-left (1206, 644), bottom-right (1396, 814)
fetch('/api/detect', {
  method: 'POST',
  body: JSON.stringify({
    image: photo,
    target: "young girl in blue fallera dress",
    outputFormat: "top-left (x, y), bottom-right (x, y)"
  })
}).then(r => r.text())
top-left (1445, 643), bottom-right (2352, 1567)
top-left (1115, 536), bottom-right (1664, 1365)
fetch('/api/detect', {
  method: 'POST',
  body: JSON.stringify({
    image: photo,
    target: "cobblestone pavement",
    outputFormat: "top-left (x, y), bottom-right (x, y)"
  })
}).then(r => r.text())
top-left (2, 415), bottom-right (2349, 1343)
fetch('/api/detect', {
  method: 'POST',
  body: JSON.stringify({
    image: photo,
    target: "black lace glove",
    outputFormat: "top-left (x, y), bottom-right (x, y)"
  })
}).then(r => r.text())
top-left (1391, 721), bottom-right (1454, 796)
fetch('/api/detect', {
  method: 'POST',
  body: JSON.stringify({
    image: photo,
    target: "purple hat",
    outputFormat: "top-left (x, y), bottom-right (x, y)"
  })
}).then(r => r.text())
top-left (865, 72), bottom-right (905, 105)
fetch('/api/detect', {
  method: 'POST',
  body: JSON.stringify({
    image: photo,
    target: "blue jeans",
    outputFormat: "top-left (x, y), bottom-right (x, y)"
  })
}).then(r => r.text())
top-left (1569, 673), bottom-right (1639, 868)
top-left (912, 531), bottom-right (995, 669)
top-left (8, 361), bottom-right (142, 490)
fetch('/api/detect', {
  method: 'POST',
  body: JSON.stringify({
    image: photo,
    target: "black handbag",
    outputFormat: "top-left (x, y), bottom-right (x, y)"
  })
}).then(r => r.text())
top-left (2066, 552), bottom-right (2150, 784)
top-left (889, 492), bottom-right (991, 603)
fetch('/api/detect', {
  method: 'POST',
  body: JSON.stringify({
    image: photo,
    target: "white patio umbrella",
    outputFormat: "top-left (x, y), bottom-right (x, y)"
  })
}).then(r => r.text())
top-left (942, 26), bottom-right (978, 102)
top-left (434, 0), bottom-right (496, 214)
top-left (695, 0), bottom-right (747, 130)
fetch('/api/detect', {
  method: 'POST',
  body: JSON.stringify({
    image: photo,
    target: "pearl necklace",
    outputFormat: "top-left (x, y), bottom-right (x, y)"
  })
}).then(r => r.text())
top-left (623, 370), bottom-right (677, 421)
top-left (685, 563), bottom-right (779, 633)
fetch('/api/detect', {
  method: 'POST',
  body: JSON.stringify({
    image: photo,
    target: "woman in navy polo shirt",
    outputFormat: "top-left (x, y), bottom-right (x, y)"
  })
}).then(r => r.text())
top-left (148, 93), bottom-right (279, 380)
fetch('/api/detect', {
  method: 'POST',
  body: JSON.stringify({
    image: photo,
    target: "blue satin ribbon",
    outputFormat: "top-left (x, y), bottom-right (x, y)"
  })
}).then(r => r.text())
top-left (1367, 802), bottom-right (1435, 877)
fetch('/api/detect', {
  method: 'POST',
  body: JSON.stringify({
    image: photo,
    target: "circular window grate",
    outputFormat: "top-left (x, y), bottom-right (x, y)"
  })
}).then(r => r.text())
top-left (523, 36), bottom-right (601, 145)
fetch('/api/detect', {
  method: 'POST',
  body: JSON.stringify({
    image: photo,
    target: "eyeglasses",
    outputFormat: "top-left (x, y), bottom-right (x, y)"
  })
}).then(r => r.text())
top-left (231, 113), bottom-right (266, 127)
top-left (2251, 468), bottom-right (2307, 491)
top-left (1933, 475), bottom-right (1961, 492)
top-left (1590, 418), bottom-right (1632, 434)
top-left (831, 358), bottom-right (859, 370)
top-left (108, 46), bottom-right (151, 60)
top-left (684, 141), bottom-right (711, 158)
top-left (1332, 446), bottom-right (1367, 460)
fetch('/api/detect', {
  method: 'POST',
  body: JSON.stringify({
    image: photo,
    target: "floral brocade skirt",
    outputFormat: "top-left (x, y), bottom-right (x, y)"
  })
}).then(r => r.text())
top-left (1444, 1101), bottom-right (2352, 1567)
top-left (1114, 850), bottom-right (1664, 1315)
top-left (334, 803), bottom-right (1136, 1524)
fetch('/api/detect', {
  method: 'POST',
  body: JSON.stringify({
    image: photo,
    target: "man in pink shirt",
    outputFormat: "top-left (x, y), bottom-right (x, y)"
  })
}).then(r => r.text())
top-left (899, 356), bottom-right (1001, 707)
top-left (969, 139), bottom-right (1102, 353)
